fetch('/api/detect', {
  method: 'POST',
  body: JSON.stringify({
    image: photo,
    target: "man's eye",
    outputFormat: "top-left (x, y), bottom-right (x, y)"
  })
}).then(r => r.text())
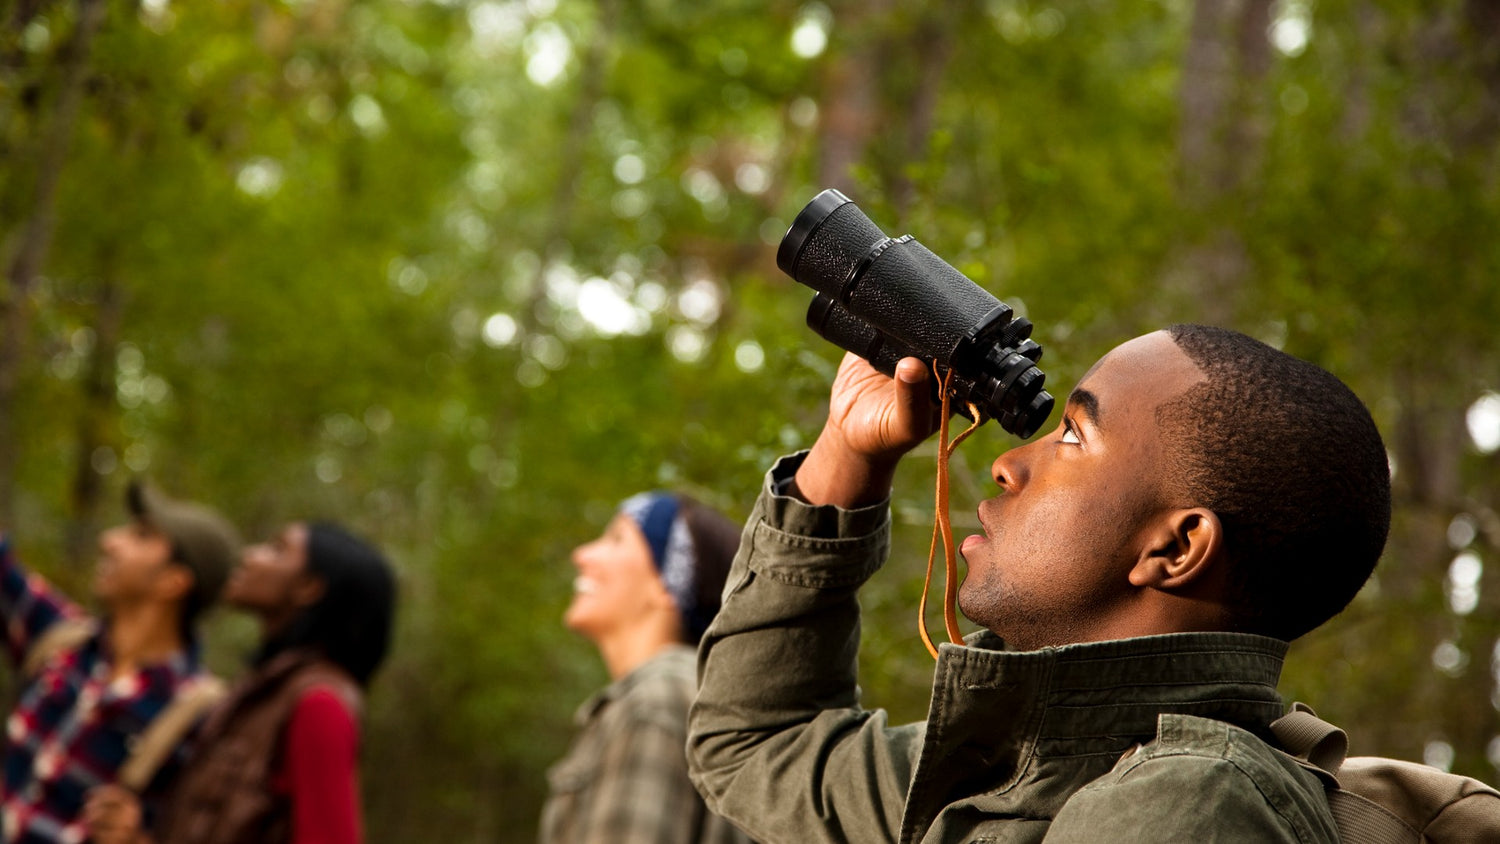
top-left (1060, 421), bottom-right (1081, 445)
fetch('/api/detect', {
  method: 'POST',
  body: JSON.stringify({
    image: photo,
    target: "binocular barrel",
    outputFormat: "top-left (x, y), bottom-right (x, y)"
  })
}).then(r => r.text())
top-left (779, 189), bottom-right (1054, 439)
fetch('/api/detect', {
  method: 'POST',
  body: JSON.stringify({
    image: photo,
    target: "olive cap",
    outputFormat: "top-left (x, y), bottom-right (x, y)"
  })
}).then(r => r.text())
top-left (126, 480), bottom-right (239, 611)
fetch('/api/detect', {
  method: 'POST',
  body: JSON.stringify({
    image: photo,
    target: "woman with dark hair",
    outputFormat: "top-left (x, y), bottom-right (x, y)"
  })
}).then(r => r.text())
top-left (538, 492), bottom-right (754, 844)
top-left (86, 521), bottom-right (396, 844)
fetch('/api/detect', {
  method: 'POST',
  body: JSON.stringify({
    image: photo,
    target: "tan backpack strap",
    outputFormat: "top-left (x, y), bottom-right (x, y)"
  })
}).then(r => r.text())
top-left (21, 618), bottom-right (96, 677)
top-left (1271, 702), bottom-right (1350, 777)
top-left (117, 675), bottom-right (228, 792)
top-left (1326, 790), bottom-right (1422, 844)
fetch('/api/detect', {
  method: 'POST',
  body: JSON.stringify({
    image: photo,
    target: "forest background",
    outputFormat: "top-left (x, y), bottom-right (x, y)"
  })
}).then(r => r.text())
top-left (4, 0), bottom-right (1500, 840)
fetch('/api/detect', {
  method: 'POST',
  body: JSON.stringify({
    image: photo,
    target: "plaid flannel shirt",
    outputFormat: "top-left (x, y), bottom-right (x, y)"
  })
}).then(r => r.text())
top-left (0, 534), bottom-right (203, 844)
top-left (539, 645), bottom-right (753, 844)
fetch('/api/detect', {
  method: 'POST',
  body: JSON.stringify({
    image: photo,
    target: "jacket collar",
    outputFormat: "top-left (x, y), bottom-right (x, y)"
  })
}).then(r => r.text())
top-left (900, 632), bottom-right (1288, 843)
top-left (941, 631), bottom-right (1288, 745)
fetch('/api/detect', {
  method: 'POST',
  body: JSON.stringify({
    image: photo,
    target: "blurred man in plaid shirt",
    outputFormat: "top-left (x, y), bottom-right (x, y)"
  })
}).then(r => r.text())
top-left (0, 481), bottom-right (238, 844)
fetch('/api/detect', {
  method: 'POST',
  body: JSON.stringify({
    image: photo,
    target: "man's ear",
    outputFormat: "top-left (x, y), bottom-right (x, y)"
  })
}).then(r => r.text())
top-left (157, 563), bottom-right (195, 603)
top-left (1128, 508), bottom-right (1224, 590)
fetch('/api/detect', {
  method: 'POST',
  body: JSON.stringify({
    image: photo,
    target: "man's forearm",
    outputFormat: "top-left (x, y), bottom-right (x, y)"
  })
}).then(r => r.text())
top-left (791, 353), bottom-right (937, 510)
top-left (688, 456), bottom-right (916, 844)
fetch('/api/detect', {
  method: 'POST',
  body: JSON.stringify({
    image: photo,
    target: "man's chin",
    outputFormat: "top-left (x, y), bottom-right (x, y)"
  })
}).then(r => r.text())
top-left (955, 587), bottom-right (981, 628)
top-left (955, 583), bottom-right (1009, 637)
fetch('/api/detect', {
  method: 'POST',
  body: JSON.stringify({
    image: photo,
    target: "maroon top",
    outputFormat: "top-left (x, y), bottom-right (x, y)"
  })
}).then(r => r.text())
top-left (273, 688), bottom-right (361, 844)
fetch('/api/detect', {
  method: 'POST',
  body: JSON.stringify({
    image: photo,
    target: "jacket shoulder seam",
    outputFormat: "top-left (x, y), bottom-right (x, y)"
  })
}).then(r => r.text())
top-left (1109, 727), bottom-right (1325, 843)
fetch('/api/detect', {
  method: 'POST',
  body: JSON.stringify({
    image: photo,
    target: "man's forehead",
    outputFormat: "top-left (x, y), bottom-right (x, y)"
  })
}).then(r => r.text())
top-left (123, 518), bottom-right (171, 545)
top-left (1068, 332), bottom-right (1206, 419)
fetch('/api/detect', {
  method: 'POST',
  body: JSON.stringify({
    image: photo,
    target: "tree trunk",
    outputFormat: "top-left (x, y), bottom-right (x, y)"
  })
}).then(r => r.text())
top-left (1461, 0), bottom-right (1500, 172)
top-left (0, 0), bottom-right (106, 524)
top-left (63, 270), bottom-right (123, 566)
top-left (519, 0), bottom-right (618, 336)
top-left (1389, 4), bottom-right (1500, 777)
top-left (1178, 0), bottom-right (1272, 201)
top-left (1338, 3), bottom-right (1383, 143)
top-left (1167, 0), bottom-right (1273, 325)
top-left (891, 14), bottom-right (955, 222)
top-left (817, 0), bottom-right (891, 194)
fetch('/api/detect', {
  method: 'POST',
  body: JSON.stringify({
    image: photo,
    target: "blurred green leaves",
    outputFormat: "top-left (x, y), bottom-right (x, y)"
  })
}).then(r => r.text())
top-left (4, 0), bottom-right (1500, 838)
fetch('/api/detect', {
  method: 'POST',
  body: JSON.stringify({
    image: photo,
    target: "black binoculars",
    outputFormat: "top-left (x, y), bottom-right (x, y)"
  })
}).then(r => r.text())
top-left (777, 189), bottom-right (1055, 439)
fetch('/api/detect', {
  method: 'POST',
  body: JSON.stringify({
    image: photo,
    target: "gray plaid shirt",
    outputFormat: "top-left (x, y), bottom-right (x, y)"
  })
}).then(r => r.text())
top-left (540, 645), bottom-right (753, 844)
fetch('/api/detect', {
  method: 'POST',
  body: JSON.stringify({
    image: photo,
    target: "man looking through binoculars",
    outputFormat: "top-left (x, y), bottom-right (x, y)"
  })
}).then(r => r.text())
top-left (687, 325), bottom-right (1390, 843)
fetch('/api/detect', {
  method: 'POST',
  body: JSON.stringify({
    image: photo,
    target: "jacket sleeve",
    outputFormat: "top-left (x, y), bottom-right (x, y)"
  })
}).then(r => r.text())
top-left (0, 533), bottom-right (84, 668)
top-left (687, 453), bottom-right (923, 844)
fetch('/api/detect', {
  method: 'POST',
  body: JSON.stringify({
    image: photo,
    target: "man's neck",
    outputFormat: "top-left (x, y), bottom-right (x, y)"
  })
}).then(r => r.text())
top-left (106, 602), bottom-right (187, 678)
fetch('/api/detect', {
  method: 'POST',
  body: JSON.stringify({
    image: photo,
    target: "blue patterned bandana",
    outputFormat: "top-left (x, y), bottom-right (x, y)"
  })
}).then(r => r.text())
top-left (618, 492), bottom-right (704, 640)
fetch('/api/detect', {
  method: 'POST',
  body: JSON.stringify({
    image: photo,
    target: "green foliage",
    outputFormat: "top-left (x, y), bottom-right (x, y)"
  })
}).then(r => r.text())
top-left (4, 0), bottom-right (1500, 839)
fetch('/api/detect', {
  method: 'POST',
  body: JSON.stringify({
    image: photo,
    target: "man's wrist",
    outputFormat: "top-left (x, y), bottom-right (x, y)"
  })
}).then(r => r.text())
top-left (793, 429), bottom-right (899, 509)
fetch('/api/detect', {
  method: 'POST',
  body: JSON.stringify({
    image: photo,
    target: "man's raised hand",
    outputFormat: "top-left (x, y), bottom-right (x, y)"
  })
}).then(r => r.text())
top-left (794, 353), bottom-right (942, 509)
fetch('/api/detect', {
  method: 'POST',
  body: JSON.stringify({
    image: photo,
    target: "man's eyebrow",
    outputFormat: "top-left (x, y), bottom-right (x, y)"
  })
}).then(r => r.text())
top-left (1068, 388), bottom-right (1102, 429)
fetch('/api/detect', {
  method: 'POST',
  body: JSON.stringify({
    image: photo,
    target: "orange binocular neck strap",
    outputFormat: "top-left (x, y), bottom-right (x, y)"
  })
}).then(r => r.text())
top-left (918, 362), bottom-right (985, 661)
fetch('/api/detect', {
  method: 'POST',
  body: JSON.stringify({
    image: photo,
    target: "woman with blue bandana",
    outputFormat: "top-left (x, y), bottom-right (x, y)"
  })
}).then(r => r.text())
top-left (539, 493), bottom-right (754, 844)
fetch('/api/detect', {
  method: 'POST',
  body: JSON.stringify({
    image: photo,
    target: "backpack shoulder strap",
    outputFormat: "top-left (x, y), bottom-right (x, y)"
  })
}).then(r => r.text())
top-left (1323, 788), bottom-right (1423, 844)
top-left (1270, 703), bottom-right (1460, 844)
top-left (1337, 757), bottom-right (1500, 844)
top-left (117, 674), bottom-right (228, 792)
top-left (21, 618), bottom-right (97, 678)
top-left (1270, 701), bottom-right (1351, 777)
top-left (21, 619), bottom-right (229, 792)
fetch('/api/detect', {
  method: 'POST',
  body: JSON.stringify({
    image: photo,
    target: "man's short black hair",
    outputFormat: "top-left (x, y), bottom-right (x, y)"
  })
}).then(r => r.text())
top-left (1159, 324), bottom-right (1391, 641)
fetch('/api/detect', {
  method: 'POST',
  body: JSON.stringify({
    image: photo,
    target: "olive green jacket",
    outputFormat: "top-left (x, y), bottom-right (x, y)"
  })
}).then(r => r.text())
top-left (687, 454), bottom-right (1338, 844)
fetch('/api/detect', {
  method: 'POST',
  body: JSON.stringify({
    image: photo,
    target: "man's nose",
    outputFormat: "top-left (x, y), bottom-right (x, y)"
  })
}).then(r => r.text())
top-left (990, 443), bottom-right (1032, 491)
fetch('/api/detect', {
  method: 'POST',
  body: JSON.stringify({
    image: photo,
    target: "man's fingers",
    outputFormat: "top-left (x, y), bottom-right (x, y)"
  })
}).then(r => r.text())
top-left (892, 357), bottom-right (935, 441)
top-left (894, 356), bottom-right (928, 385)
top-left (84, 786), bottom-right (140, 833)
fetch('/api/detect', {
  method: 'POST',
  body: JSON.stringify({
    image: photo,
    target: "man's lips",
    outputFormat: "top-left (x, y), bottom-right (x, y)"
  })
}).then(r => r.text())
top-left (960, 534), bottom-right (985, 557)
top-left (963, 500), bottom-right (1004, 559)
